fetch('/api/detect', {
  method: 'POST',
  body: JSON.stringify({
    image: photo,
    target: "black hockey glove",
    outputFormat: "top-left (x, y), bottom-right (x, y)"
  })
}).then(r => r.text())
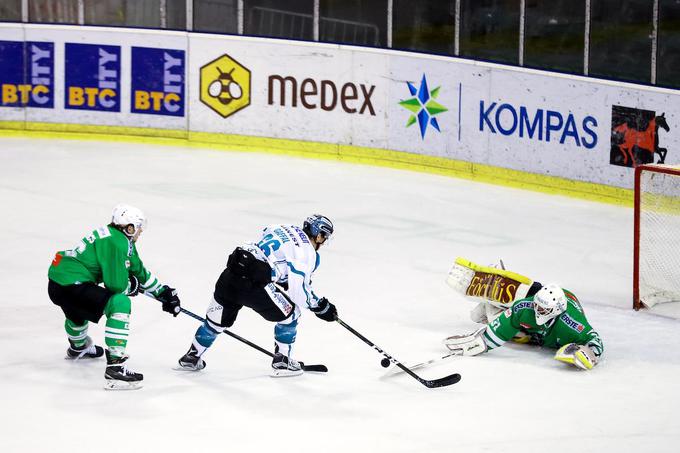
top-left (126, 275), bottom-right (140, 297)
top-left (311, 297), bottom-right (337, 322)
top-left (157, 285), bottom-right (181, 317)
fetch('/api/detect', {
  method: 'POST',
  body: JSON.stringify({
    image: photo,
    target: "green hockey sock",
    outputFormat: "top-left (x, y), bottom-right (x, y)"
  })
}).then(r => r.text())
top-left (105, 313), bottom-right (130, 359)
top-left (104, 294), bottom-right (131, 359)
top-left (65, 319), bottom-right (88, 348)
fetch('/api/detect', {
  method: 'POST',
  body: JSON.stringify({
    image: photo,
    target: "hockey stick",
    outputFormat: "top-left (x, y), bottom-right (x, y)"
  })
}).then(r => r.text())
top-left (178, 306), bottom-right (328, 372)
top-left (335, 317), bottom-right (461, 388)
top-left (383, 351), bottom-right (460, 377)
top-left (145, 294), bottom-right (327, 372)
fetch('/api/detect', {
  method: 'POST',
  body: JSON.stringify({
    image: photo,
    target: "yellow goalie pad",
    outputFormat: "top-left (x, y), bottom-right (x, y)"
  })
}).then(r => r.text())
top-left (454, 257), bottom-right (532, 284)
top-left (447, 257), bottom-right (534, 308)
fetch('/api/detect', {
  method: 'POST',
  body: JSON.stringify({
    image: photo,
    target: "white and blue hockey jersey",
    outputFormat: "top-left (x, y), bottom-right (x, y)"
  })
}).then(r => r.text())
top-left (240, 224), bottom-right (322, 310)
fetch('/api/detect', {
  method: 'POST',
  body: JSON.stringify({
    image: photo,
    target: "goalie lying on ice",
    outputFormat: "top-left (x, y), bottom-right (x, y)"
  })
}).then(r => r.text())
top-left (443, 258), bottom-right (604, 370)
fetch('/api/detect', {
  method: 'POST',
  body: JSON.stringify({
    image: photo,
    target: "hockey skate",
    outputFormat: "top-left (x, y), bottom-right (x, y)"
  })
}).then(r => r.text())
top-left (65, 337), bottom-right (104, 360)
top-left (177, 345), bottom-right (206, 371)
top-left (104, 351), bottom-right (143, 390)
top-left (271, 352), bottom-right (304, 377)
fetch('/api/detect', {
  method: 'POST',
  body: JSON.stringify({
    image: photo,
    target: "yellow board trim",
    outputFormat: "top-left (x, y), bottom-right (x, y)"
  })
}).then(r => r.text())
top-left (0, 121), bottom-right (633, 206)
top-left (454, 257), bottom-right (533, 285)
top-left (640, 191), bottom-right (680, 216)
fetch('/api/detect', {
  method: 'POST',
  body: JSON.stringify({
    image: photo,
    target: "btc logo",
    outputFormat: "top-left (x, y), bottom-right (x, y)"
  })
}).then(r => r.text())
top-left (200, 54), bottom-right (250, 118)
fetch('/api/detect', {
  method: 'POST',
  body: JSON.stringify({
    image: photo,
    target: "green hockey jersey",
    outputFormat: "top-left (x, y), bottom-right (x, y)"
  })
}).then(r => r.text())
top-left (483, 289), bottom-right (604, 358)
top-left (48, 225), bottom-right (162, 295)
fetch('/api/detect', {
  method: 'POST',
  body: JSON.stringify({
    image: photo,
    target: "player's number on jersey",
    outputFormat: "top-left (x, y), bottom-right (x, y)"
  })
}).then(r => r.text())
top-left (64, 226), bottom-right (111, 257)
top-left (258, 234), bottom-right (281, 257)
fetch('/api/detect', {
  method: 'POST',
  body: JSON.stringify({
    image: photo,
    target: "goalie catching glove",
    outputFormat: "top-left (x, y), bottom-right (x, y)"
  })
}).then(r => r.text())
top-left (554, 343), bottom-right (599, 370)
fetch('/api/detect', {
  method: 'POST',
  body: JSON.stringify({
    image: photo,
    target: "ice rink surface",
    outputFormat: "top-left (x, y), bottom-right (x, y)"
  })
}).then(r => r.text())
top-left (1, 137), bottom-right (679, 452)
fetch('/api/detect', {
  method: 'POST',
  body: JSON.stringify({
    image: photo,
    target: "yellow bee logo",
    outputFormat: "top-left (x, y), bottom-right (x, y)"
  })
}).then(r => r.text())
top-left (200, 54), bottom-right (251, 118)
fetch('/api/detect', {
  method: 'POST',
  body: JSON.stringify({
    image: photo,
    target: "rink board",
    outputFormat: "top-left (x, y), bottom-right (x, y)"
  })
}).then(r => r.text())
top-left (1, 22), bottom-right (680, 200)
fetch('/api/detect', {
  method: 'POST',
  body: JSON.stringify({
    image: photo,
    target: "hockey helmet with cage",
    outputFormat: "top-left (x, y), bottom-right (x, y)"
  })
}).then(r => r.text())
top-left (303, 214), bottom-right (334, 242)
top-left (533, 283), bottom-right (567, 325)
top-left (111, 204), bottom-right (147, 240)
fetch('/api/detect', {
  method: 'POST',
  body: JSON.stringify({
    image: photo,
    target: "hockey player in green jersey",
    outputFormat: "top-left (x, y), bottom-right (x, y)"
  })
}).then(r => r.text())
top-left (443, 258), bottom-right (603, 370)
top-left (47, 204), bottom-right (182, 389)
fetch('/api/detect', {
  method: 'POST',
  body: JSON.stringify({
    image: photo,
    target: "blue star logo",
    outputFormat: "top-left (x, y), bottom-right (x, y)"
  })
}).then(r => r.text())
top-left (399, 74), bottom-right (448, 139)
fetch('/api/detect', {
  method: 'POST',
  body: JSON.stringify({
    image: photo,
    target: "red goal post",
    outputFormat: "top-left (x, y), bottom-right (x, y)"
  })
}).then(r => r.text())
top-left (634, 164), bottom-right (680, 310)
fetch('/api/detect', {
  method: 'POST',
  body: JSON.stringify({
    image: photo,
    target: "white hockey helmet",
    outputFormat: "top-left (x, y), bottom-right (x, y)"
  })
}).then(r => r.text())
top-left (533, 283), bottom-right (567, 325)
top-left (111, 204), bottom-right (147, 240)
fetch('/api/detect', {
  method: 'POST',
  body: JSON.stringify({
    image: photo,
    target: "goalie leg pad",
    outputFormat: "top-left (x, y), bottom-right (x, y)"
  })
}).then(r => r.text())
top-left (469, 302), bottom-right (488, 324)
top-left (446, 262), bottom-right (476, 294)
top-left (485, 303), bottom-right (505, 323)
top-left (469, 302), bottom-right (505, 324)
top-left (443, 327), bottom-right (488, 356)
top-left (447, 257), bottom-right (534, 306)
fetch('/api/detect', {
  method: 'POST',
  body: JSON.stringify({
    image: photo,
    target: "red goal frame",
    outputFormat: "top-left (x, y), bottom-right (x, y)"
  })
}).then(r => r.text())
top-left (633, 164), bottom-right (680, 310)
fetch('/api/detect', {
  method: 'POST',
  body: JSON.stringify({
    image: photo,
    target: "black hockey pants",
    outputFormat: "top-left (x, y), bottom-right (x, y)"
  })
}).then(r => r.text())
top-left (48, 279), bottom-right (112, 324)
top-left (212, 248), bottom-right (295, 327)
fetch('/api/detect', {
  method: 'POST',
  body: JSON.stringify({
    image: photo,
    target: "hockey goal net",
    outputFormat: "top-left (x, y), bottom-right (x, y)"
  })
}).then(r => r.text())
top-left (634, 164), bottom-right (680, 311)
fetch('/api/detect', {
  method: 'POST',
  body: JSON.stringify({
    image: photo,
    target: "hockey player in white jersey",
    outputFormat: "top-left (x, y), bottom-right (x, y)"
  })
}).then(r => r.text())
top-left (177, 215), bottom-right (338, 376)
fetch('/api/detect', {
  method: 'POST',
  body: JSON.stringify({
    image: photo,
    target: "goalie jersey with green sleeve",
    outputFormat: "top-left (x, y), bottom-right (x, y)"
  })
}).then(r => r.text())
top-left (48, 225), bottom-right (162, 296)
top-left (483, 289), bottom-right (604, 359)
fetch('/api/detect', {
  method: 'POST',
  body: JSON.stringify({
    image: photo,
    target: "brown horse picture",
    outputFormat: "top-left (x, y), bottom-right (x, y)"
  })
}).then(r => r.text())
top-left (611, 112), bottom-right (670, 167)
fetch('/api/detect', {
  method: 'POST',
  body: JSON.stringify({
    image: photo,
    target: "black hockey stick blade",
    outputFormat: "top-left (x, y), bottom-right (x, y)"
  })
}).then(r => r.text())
top-left (393, 362), bottom-right (461, 388)
top-left (420, 372), bottom-right (462, 388)
top-left (300, 362), bottom-right (328, 373)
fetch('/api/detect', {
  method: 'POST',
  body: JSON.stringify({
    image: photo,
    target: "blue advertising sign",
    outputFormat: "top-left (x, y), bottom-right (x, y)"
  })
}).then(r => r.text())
top-left (478, 101), bottom-right (598, 149)
top-left (65, 43), bottom-right (120, 112)
top-left (131, 47), bottom-right (185, 117)
top-left (0, 40), bottom-right (54, 108)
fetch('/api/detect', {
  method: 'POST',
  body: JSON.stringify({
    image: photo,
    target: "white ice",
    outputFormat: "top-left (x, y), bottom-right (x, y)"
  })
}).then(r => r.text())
top-left (1, 137), bottom-right (679, 453)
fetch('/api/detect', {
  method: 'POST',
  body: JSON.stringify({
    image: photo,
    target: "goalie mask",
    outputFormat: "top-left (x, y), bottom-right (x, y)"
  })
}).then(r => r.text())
top-left (111, 204), bottom-right (147, 241)
top-left (303, 214), bottom-right (334, 245)
top-left (533, 284), bottom-right (567, 325)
